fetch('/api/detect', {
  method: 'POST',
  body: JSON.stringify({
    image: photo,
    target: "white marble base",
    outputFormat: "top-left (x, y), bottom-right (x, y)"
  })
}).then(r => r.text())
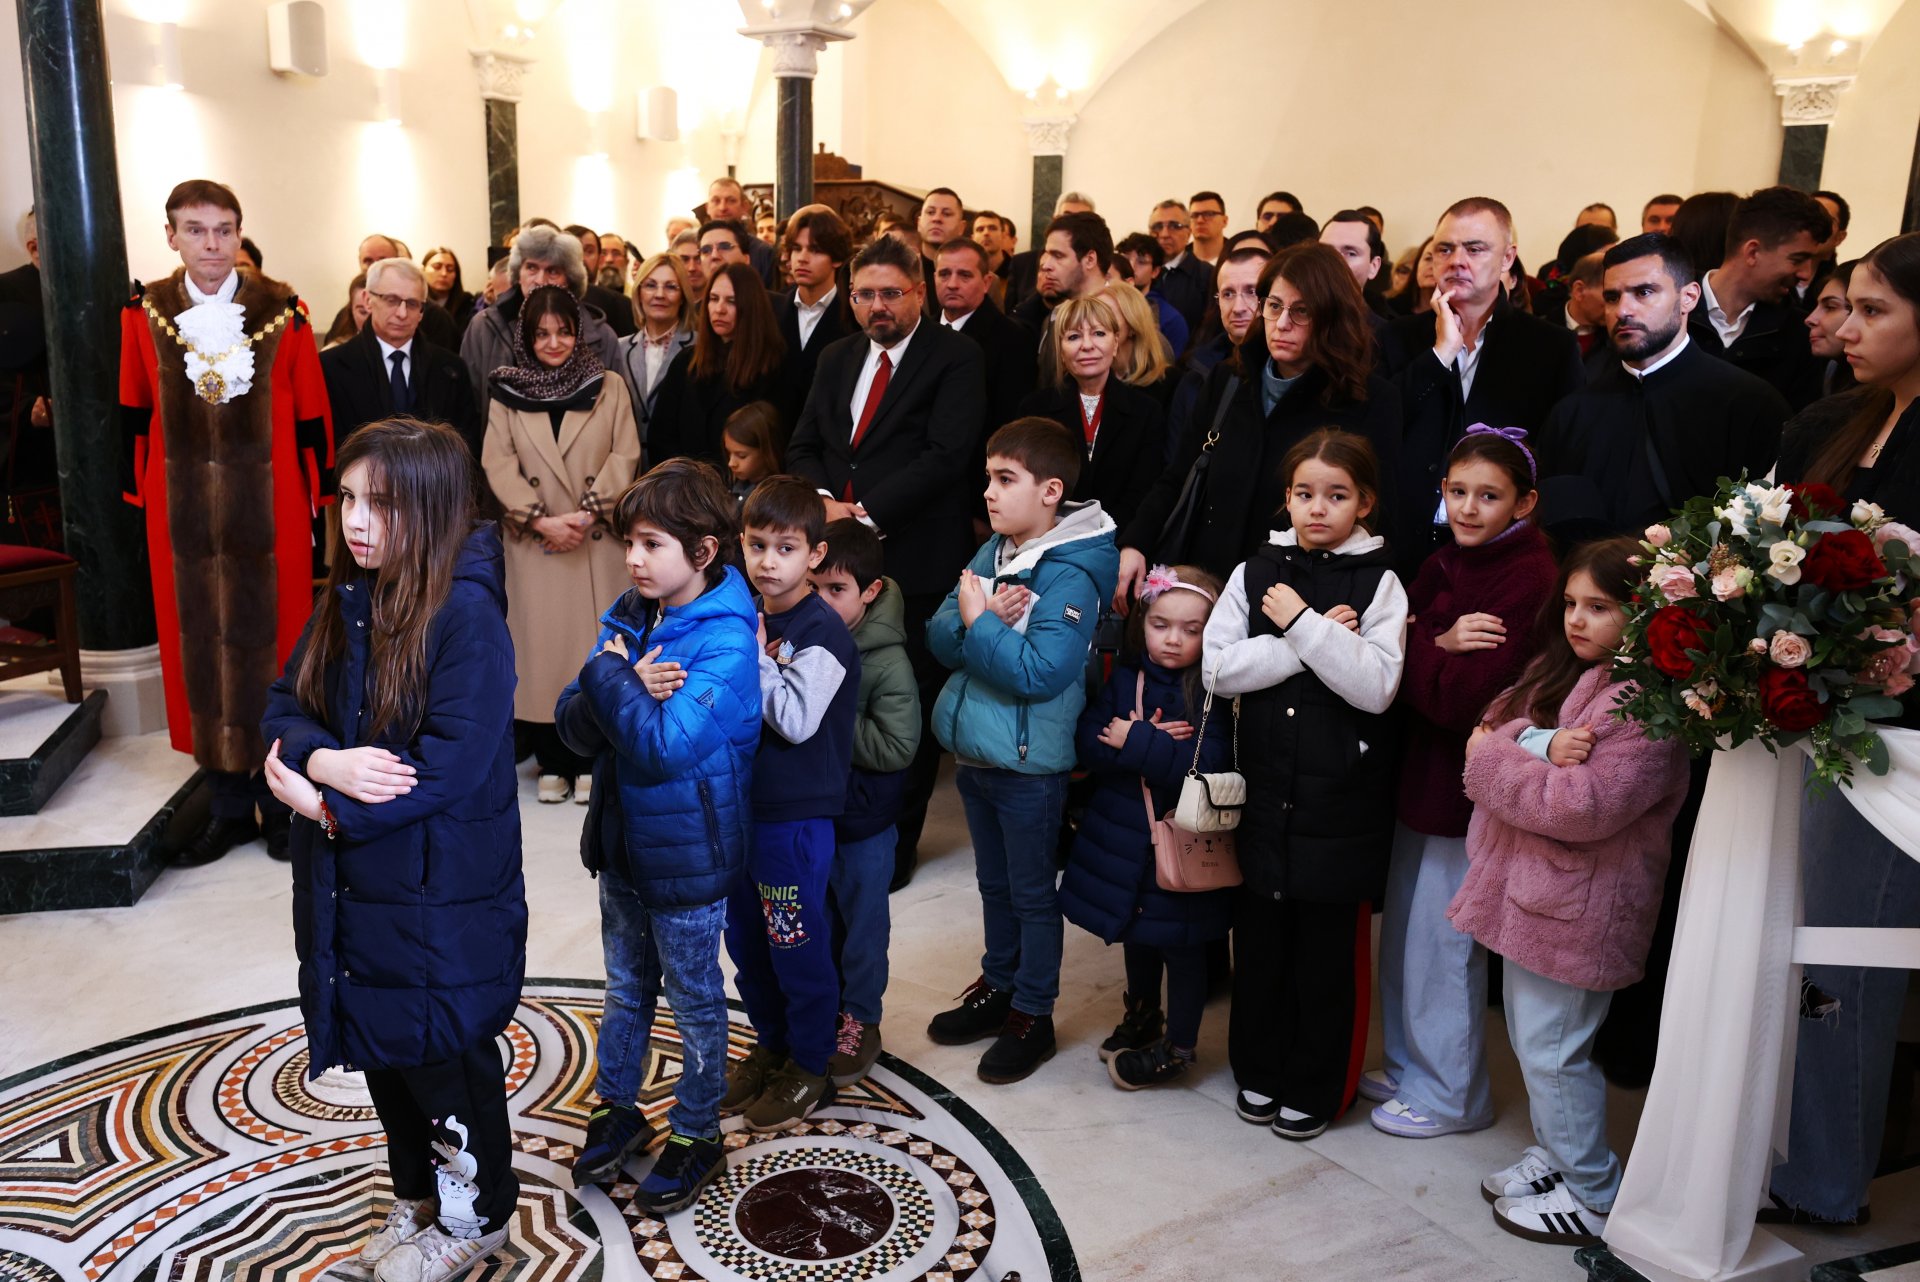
top-left (0, 729), bottom-right (195, 851)
top-left (0, 681), bottom-right (84, 758)
top-left (68, 643), bottom-right (167, 736)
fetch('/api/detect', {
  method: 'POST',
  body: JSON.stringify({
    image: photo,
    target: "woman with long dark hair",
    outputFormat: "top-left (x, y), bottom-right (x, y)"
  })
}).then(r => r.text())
top-left (482, 285), bottom-right (640, 803)
top-left (262, 418), bottom-right (525, 1278)
top-left (421, 246), bottom-right (475, 337)
top-left (1803, 258), bottom-right (1859, 402)
top-left (1767, 232), bottom-right (1920, 1225)
top-left (650, 261), bottom-right (796, 465)
top-left (1116, 241), bottom-right (1405, 603)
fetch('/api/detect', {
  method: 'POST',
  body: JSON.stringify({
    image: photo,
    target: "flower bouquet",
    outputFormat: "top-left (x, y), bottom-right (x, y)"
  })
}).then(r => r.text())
top-left (1614, 478), bottom-right (1920, 790)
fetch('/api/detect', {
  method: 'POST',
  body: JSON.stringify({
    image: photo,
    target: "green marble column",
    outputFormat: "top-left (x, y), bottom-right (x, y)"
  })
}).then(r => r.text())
top-left (15, 0), bottom-right (155, 649)
top-left (1029, 156), bottom-right (1062, 257)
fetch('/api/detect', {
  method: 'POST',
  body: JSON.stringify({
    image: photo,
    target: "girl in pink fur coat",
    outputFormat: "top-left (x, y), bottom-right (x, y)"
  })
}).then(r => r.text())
top-left (1449, 536), bottom-right (1689, 1249)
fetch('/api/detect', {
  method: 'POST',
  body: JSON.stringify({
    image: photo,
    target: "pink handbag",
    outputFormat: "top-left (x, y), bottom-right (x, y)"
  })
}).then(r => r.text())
top-left (1134, 672), bottom-right (1242, 893)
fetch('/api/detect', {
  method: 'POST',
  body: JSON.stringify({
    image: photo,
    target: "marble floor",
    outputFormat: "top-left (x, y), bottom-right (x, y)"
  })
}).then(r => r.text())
top-left (5, 755), bottom-right (1920, 1281)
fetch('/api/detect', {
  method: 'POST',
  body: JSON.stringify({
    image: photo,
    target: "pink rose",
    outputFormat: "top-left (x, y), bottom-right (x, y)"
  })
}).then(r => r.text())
top-left (1873, 521), bottom-right (1920, 554)
top-left (1645, 524), bottom-right (1673, 549)
top-left (1860, 648), bottom-right (1906, 686)
top-left (1711, 567), bottom-right (1746, 601)
top-left (1769, 630), bottom-right (1812, 668)
top-left (1887, 669), bottom-right (1916, 698)
top-left (1655, 564), bottom-right (1699, 601)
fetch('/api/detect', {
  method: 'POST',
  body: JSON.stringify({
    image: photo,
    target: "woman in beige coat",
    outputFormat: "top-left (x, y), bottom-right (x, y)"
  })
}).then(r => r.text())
top-left (482, 285), bottom-right (640, 803)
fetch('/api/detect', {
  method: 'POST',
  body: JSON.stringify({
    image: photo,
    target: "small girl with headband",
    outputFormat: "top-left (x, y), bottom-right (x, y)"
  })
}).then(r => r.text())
top-left (1059, 562), bottom-right (1233, 1089)
top-left (1368, 425), bottom-right (1558, 1140)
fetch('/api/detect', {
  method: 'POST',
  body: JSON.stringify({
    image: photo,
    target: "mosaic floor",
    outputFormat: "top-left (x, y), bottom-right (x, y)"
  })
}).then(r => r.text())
top-left (0, 980), bottom-right (1071, 1282)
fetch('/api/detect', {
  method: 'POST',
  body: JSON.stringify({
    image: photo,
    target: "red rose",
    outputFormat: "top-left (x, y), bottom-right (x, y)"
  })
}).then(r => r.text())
top-left (1800, 528), bottom-right (1885, 592)
top-left (1644, 605), bottom-right (1710, 679)
top-left (1759, 665), bottom-right (1825, 732)
top-left (1788, 481), bottom-right (1847, 521)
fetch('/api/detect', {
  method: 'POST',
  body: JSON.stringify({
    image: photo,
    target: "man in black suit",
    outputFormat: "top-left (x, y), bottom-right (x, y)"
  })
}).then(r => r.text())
top-left (1150, 198), bottom-right (1212, 334)
top-left (320, 256), bottom-right (479, 458)
top-left (917, 187), bottom-right (967, 315)
top-left (706, 177), bottom-right (778, 289)
top-left (330, 232), bottom-right (459, 352)
top-left (786, 234), bottom-right (987, 882)
top-left (1690, 185), bottom-right (1832, 407)
top-left (1382, 197), bottom-right (1585, 569)
top-left (1012, 211), bottom-right (1113, 336)
top-left (933, 236), bottom-right (1036, 435)
top-left (774, 205), bottom-right (857, 399)
top-left (565, 224), bottom-right (636, 338)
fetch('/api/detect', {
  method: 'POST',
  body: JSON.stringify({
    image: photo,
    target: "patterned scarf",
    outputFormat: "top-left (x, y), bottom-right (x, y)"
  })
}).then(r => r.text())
top-left (490, 321), bottom-right (606, 403)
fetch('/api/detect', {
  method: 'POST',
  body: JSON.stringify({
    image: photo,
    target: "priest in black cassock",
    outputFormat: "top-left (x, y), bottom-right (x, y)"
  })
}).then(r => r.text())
top-left (1536, 233), bottom-right (1790, 535)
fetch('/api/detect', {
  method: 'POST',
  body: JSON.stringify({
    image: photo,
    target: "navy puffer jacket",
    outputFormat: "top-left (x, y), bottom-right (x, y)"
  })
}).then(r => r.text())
top-left (556, 565), bottom-right (761, 907)
top-left (1059, 656), bottom-right (1233, 948)
top-left (263, 524), bottom-right (526, 1076)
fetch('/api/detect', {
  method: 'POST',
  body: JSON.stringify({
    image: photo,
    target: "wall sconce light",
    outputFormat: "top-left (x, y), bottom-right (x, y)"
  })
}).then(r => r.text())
top-left (267, 1), bottom-right (329, 77)
top-left (156, 21), bottom-right (184, 91)
top-left (637, 85), bottom-right (679, 142)
top-left (376, 65), bottom-right (401, 123)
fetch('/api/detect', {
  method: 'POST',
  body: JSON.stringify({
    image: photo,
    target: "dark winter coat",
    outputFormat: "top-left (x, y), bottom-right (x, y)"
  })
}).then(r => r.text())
top-left (263, 524), bottom-right (526, 1076)
top-left (1059, 657), bottom-right (1234, 948)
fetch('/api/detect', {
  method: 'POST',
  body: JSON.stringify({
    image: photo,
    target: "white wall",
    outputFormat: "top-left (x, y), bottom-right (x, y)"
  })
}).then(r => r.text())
top-left (1821, 0), bottom-right (1920, 249)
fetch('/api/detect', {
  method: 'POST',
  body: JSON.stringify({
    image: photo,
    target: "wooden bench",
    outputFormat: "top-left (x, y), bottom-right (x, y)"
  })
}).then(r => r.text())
top-left (0, 544), bottom-right (82, 702)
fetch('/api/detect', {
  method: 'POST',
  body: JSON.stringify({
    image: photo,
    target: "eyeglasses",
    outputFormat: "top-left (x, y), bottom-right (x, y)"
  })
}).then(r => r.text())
top-left (1216, 287), bottom-right (1261, 306)
top-left (1149, 220), bottom-right (1188, 233)
top-left (1191, 209), bottom-right (1225, 221)
top-left (850, 288), bottom-right (910, 305)
top-left (369, 292), bottom-right (425, 313)
top-left (1261, 298), bottom-right (1312, 323)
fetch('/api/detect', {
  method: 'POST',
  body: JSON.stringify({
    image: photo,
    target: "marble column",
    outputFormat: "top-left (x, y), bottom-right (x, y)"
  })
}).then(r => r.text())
top-left (15, 0), bottom-right (154, 651)
top-left (1024, 117), bottom-right (1073, 249)
top-left (473, 51), bottom-right (530, 247)
top-left (1772, 75), bottom-right (1851, 191)
top-left (768, 32), bottom-right (827, 220)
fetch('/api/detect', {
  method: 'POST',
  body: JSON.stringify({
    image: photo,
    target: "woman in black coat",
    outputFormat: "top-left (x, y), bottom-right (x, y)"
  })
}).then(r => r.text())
top-left (650, 261), bottom-right (799, 467)
top-left (1016, 290), bottom-right (1166, 531)
top-left (262, 419), bottom-right (526, 1274)
top-left (1115, 242), bottom-right (1405, 602)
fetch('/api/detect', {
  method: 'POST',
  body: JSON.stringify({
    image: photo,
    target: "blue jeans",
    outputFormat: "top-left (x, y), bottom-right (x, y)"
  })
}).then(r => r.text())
top-left (830, 825), bottom-right (895, 1026)
top-left (594, 863), bottom-right (729, 1138)
top-left (1505, 960), bottom-right (1618, 1211)
top-left (956, 766), bottom-right (1067, 1017)
top-left (725, 817), bottom-right (840, 1077)
top-left (1771, 777), bottom-right (1920, 1219)
top-left (1379, 823), bottom-right (1493, 1127)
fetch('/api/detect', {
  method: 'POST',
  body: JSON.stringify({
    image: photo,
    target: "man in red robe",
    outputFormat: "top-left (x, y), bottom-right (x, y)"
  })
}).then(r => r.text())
top-left (120, 179), bottom-right (333, 864)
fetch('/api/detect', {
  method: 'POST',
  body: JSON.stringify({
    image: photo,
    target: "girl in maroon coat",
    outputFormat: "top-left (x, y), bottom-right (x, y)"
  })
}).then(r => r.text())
top-left (1369, 428), bottom-right (1557, 1139)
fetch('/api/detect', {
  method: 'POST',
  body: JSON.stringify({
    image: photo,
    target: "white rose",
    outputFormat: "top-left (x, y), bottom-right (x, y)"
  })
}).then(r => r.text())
top-left (1767, 540), bottom-right (1805, 584)
top-left (1853, 499), bottom-right (1886, 529)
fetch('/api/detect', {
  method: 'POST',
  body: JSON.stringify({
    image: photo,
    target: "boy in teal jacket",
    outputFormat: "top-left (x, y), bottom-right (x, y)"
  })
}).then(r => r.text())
top-left (923, 418), bottom-right (1119, 1085)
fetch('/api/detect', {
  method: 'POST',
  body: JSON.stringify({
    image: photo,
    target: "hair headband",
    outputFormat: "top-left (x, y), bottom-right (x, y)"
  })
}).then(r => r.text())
top-left (1140, 565), bottom-right (1217, 605)
top-left (1462, 423), bottom-right (1536, 481)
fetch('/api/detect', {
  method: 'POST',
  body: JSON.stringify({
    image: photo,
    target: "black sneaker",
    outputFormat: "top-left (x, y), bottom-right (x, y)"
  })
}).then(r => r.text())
top-left (1097, 991), bottom-right (1164, 1063)
top-left (573, 1102), bottom-right (656, 1187)
top-left (977, 1010), bottom-right (1055, 1084)
top-left (1235, 1088), bottom-right (1280, 1125)
top-left (633, 1132), bottom-right (726, 1214)
top-left (1107, 1038), bottom-right (1189, 1090)
top-left (1271, 1107), bottom-right (1330, 1141)
top-left (927, 978), bottom-right (1013, 1045)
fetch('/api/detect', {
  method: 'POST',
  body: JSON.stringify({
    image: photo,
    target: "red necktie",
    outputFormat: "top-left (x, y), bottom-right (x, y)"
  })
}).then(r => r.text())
top-left (851, 351), bottom-right (892, 452)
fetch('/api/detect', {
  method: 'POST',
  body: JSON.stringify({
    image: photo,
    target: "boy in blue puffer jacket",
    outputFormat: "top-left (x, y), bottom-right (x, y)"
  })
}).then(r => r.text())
top-left (924, 417), bottom-right (1119, 1085)
top-left (555, 460), bottom-right (761, 1214)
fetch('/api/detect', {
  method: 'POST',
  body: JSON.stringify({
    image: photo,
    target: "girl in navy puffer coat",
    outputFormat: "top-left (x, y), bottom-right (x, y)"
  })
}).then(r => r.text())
top-left (263, 420), bottom-right (525, 1271)
top-left (1060, 564), bottom-right (1232, 1091)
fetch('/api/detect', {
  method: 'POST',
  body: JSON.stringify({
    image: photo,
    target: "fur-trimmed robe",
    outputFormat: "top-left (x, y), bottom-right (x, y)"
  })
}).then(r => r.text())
top-left (120, 268), bottom-right (334, 773)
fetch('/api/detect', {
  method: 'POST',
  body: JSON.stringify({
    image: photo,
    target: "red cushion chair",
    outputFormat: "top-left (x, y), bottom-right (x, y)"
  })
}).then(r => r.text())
top-left (0, 546), bottom-right (81, 701)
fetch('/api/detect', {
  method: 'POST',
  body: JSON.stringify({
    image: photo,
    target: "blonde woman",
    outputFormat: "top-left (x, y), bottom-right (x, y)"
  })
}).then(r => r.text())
top-left (613, 251), bottom-right (695, 454)
top-left (1100, 281), bottom-right (1175, 395)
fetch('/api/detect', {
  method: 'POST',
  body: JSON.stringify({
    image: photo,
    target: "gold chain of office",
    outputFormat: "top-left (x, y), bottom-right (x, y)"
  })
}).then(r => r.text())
top-left (143, 296), bottom-right (297, 404)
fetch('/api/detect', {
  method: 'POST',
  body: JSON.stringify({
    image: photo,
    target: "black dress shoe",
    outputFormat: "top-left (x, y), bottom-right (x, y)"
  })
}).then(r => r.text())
top-left (262, 813), bottom-right (292, 862)
top-left (888, 846), bottom-right (917, 893)
top-left (173, 815), bottom-right (260, 867)
top-left (1755, 1193), bottom-right (1870, 1227)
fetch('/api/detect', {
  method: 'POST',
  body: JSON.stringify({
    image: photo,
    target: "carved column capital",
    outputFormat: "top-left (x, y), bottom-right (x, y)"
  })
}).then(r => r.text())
top-left (470, 49), bottom-right (532, 103)
top-left (1773, 74), bottom-right (1854, 125)
top-left (764, 30), bottom-right (829, 79)
top-left (1023, 115), bottom-right (1074, 157)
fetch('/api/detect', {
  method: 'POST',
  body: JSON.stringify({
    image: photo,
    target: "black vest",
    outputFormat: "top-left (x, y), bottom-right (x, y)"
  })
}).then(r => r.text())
top-left (1237, 540), bottom-right (1399, 903)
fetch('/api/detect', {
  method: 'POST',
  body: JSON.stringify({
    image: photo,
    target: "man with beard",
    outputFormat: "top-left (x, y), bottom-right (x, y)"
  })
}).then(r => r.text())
top-left (1690, 185), bottom-right (1831, 407)
top-left (1011, 211), bottom-right (1112, 337)
top-left (1537, 233), bottom-right (1789, 533)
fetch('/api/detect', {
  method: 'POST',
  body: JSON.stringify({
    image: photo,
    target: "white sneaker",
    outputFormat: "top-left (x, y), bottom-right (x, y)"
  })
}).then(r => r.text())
top-left (373, 1225), bottom-right (509, 1282)
top-left (326, 1199), bottom-right (435, 1280)
top-left (1492, 1183), bottom-right (1607, 1246)
top-left (1357, 1068), bottom-right (1399, 1104)
top-left (1482, 1146), bottom-right (1565, 1204)
top-left (573, 774), bottom-right (592, 805)
top-left (536, 775), bottom-right (569, 804)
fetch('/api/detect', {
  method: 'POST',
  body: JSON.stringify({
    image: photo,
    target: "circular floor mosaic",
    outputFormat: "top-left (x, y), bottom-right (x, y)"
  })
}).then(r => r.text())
top-left (0, 980), bottom-right (1073, 1282)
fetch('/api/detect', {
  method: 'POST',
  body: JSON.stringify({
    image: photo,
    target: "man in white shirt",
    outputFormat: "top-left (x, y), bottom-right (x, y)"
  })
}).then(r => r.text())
top-left (1689, 185), bottom-right (1832, 405)
top-left (778, 205), bottom-right (854, 393)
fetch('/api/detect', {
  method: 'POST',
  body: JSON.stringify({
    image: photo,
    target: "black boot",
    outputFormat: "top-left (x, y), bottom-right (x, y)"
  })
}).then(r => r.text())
top-left (926, 978), bottom-right (1013, 1045)
top-left (261, 811), bottom-right (292, 862)
top-left (173, 814), bottom-right (260, 867)
top-left (1097, 991), bottom-right (1164, 1063)
top-left (978, 1011), bottom-right (1055, 1084)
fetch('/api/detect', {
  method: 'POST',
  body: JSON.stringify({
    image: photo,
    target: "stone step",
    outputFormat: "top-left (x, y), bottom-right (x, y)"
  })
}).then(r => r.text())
top-left (0, 730), bottom-right (207, 913)
top-left (0, 686), bottom-right (105, 815)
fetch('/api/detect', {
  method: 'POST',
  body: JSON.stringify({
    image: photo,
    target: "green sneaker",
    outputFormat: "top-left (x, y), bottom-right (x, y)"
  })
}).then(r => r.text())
top-left (744, 1060), bottom-right (828, 1133)
top-left (720, 1044), bottom-right (782, 1114)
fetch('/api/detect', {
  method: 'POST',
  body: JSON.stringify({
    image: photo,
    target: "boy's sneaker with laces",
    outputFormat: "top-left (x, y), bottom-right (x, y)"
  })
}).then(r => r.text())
top-left (927, 978), bottom-right (1014, 1045)
top-left (327, 1197), bottom-right (436, 1279)
top-left (720, 1044), bottom-right (783, 1114)
top-left (1492, 1183), bottom-right (1609, 1246)
top-left (573, 774), bottom-right (592, 805)
top-left (633, 1132), bottom-right (728, 1214)
top-left (744, 1061), bottom-right (829, 1132)
top-left (536, 775), bottom-right (569, 804)
top-left (1235, 1088), bottom-right (1280, 1125)
top-left (1357, 1068), bottom-right (1399, 1104)
top-left (977, 1011), bottom-right (1055, 1084)
top-left (1270, 1107), bottom-right (1329, 1141)
top-left (1370, 1097), bottom-right (1490, 1139)
top-left (1107, 1038), bottom-right (1190, 1090)
top-left (1482, 1147), bottom-right (1565, 1204)
top-left (1097, 992), bottom-right (1164, 1063)
top-left (573, 1101), bottom-right (656, 1187)
top-left (371, 1224), bottom-right (508, 1282)
top-left (827, 1013), bottom-right (881, 1086)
